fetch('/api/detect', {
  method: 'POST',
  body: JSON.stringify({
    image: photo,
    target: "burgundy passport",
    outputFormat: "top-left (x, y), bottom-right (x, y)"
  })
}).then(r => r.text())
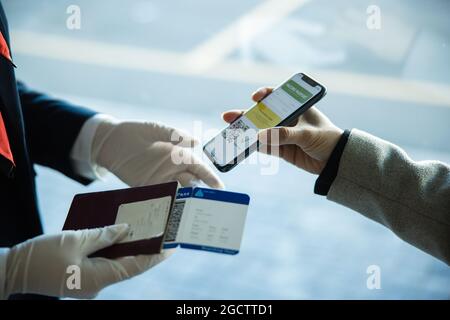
top-left (63, 181), bottom-right (179, 259)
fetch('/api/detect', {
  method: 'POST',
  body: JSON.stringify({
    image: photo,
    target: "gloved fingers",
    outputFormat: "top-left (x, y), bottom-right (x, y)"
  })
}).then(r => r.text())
top-left (186, 160), bottom-right (224, 189)
top-left (113, 249), bottom-right (174, 278)
top-left (168, 148), bottom-right (224, 189)
top-left (175, 172), bottom-right (201, 187)
top-left (80, 224), bottom-right (130, 256)
top-left (79, 257), bottom-right (127, 297)
top-left (147, 122), bottom-right (199, 148)
top-left (170, 128), bottom-right (199, 148)
top-left (82, 250), bottom-right (174, 292)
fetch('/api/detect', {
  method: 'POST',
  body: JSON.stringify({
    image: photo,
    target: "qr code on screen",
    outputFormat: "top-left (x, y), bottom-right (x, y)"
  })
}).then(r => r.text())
top-left (222, 119), bottom-right (250, 143)
top-left (165, 200), bottom-right (185, 242)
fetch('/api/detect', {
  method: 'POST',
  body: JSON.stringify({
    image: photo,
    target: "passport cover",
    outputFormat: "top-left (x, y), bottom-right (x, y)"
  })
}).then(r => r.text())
top-left (63, 181), bottom-right (179, 259)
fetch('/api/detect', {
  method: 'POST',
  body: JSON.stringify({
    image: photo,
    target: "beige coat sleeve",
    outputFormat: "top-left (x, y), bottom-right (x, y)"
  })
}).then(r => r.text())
top-left (327, 129), bottom-right (450, 264)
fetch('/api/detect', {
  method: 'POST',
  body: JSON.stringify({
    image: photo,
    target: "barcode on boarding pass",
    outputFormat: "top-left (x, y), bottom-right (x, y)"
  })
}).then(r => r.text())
top-left (165, 199), bottom-right (186, 242)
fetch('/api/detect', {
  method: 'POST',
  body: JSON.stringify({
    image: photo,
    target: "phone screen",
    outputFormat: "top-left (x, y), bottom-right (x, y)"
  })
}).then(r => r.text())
top-left (204, 73), bottom-right (324, 172)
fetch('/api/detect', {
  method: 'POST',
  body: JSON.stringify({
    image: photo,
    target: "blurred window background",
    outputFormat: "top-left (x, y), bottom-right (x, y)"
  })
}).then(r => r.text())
top-left (3, 0), bottom-right (449, 299)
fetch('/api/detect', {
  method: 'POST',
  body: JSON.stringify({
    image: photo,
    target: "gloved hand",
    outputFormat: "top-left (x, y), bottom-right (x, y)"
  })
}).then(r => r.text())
top-left (4, 224), bottom-right (171, 299)
top-left (91, 119), bottom-right (224, 188)
top-left (222, 87), bottom-right (343, 174)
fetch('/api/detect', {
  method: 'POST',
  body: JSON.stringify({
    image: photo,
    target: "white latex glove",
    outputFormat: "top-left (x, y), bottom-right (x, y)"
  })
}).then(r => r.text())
top-left (4, 224), bottom-right (171, 299)
top-left (91, 118), bottom-right (224, 188)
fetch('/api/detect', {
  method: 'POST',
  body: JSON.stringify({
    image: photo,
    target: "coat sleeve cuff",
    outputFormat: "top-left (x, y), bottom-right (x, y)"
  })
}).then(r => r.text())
top-left (314, 129), bottom-right (351, 196)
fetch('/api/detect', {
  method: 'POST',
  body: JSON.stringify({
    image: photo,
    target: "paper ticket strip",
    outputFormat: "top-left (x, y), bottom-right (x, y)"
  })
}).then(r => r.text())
top-left (164, 187), bottom-right (250, 254)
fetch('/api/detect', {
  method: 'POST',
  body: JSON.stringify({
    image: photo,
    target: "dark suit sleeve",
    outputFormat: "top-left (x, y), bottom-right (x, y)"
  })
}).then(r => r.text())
top-left (17, 81), bottom-right (97, 185)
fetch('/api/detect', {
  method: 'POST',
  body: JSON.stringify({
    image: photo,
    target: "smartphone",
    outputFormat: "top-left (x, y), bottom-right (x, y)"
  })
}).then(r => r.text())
top-left (203, 73), bottom-right (326, 172)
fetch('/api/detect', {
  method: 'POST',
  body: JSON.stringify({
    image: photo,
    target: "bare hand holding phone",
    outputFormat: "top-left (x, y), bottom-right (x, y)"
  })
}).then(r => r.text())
top-left (222, 87), bottom-right (343, 175)
top-left (204, 73), bottom-right (328, 172)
